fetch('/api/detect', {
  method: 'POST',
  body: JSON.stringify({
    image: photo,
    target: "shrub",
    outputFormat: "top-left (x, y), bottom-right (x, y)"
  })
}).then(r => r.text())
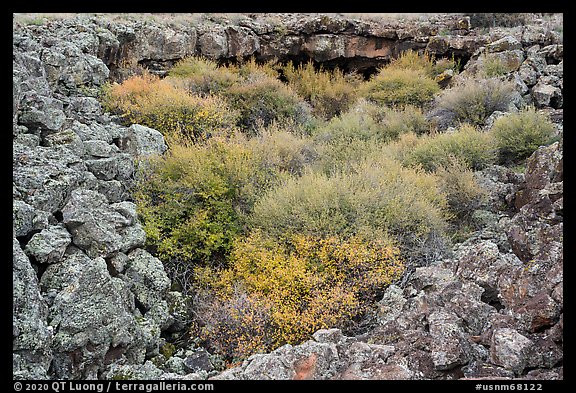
top-left (233, 57), bottom-right (280, 81)
top-left (250, 156), bottom-right (449, 259)
top-left (283, 61), bottom-right (362, 119)
top-left (168, 56), bottom-right (240, 95)
top-left (249, 171), bottom-right (358, 238)
top-left (435, 156), bottom-right (487, 220)
top-left (491, 107), bottom-right (556, 163)
top-left (191, 286), bottom-right (274, 360)
top-left (351, 156), bottom-right (449, 245)
top-left (430, 77), bottom-right (515, 128)
top-left (432, 56), bottom-right (461, 77)
top-left (466, 13), bottom-right (530, 28)
top-left (310, 101), bottom-right (430, 174)
top-left (379, 105), bottom-right (430, 138)
top-left (222, 75), bottom-right (311, 135)
top-left (134, 143), bottom-right (243, 273)
top-left (134, 137), bottom-right (294, 292)
top-left (364, 67), bottom-right (440, 107)
top-left (403, 124), bottom-right (497, 171)
top-left (389, 50), bottom-right (435, 76)
top-left (312, 104), bottom-right (384, 144)
top-left (478, 55), bottom-right (509, 78)
top-left (100, 72), bottom-right (238, 142)
top-left (193, 230), bottom-right (404, 360)
top-left (245, 120), bottom-right (318, 177)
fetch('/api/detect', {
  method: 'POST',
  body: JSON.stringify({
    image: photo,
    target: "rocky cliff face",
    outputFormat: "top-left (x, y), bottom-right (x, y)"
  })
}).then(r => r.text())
top-left (13, 13), bottom-right (562, 380)
top-left (13, 16), bottom-right (174, 379)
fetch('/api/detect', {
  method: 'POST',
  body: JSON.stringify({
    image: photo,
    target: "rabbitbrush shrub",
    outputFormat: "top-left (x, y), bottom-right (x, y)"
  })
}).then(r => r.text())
top-left (222, 75), bottom-right (311, 136)
top-left (431, 77), bottom-right (515, 128)
top-left (100, 71), bottom-right (238, 142)
top-left (402, 124), bottom-right (498, 171)
top-left (491, 107), bottom-right (557, 164)
top-left (363, 51), bottom-right (441, 108)
top-left (282, 60), bottom-right (362, 119)
top-left (168, 56), bottom-right (240, 95)
top-left (250, 156), bottom-right (449, 256)
top-left (364, 67), bottom-right (440, 108)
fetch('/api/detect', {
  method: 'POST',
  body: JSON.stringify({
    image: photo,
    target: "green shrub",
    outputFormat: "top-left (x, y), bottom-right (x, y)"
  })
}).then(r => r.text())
top-left (283, 61), bottom-right (362, 119)
top-left (389, 50), bottom-right (435, 76)
top-left (233, 57), bottom-right (280, 81)
top-left (100, 72), bottom-right (238, 142)
top-left (431, 77), bottom-right (515, 128)
top-left (245, 120), bottom-right (318, 176)
top-left (135, 143), bottom-right (242, 269)
top-left (479, 55), bottom-right (509, 77)
top-left (310, 101), bottom-right (430, 174)
top-left (491, 107), bottom-right (557, 163)
top-left (134, 137), bottom-right (292, 292)
top-left (312, 104), bottom-right (384, 144)
top-left (364, 67), bottom-right (440, 107)
top-left (168, 56), bottom-right (240, 95)
top-left (435, 156), bottom-right (487, 220)
top-left (403, 124), bottom-right (497, 171)
top-left (432, 56), bottom-right (461, 77)
top-left (250, 171), bottom-right (358, 238)
top-left (193, 230), bottom-right (404, 360)
top-left (379, 105), bottom-right (430, 138)
top-left (250, 156), bottom-right (449, 259)
top-left (222, 75), bottom-right (311, 135)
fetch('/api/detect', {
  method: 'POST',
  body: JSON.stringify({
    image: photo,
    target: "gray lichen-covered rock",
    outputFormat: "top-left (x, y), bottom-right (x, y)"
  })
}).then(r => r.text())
top-left (103, 361), bottom-right (165, 380)
top-left (40, 251), bottom-right (147, 379)
top-left (123, 249), bottom-right (171, 311)
top-left (120, 124), bottom-right (168, 157)
top-left (13, 143), bottom-right (86, 213)
top-left (61, 188), bottom-right (127, 258)
top-left (532, 82), bottom-right (562, 108)
top-left (13, 238), bottom-right (53, 380)
top-left (13, 200), bottom-right (37, 238)
top-left (24, 225), bottom-right (72, 264)
top-left (17, 93), bottom-right (66, 134)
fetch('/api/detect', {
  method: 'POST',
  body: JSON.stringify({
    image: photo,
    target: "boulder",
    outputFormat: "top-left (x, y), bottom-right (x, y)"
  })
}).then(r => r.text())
top-left (13, 238), bottom-right (53, 379)
top-left (120, 124), bottom-right (168, 157)
top-left (39, 251), bottom-right (147, 379)
top-left (428, 311), bottom-right (471, 370)
top-left (13, 144), bottom-right (86, 214)
top-left (123, 249), bottom-right (171, 311)
top-left (61, 188), bottom-right (128, 258)
top-left (490, 328), bottom-right (533, 374)
top-left (24, 225), bottom-right (72, 264)
top-left (532, 82), bottom-right (562, 108)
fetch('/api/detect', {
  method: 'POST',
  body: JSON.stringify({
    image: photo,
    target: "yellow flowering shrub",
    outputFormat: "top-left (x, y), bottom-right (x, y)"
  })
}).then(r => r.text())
top-left (193, 230), bottom-right (404, 360)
